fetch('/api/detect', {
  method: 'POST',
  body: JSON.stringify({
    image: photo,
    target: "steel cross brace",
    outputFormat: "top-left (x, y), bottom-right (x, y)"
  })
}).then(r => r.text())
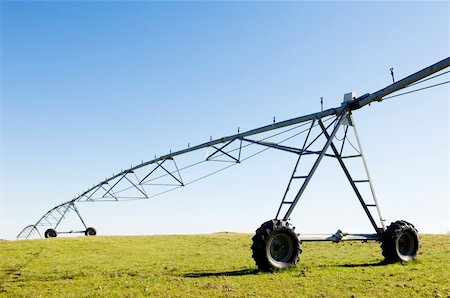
top-left (53, 203), bottom-right (72, 229)
top-left (79, 182), bottom-right (111, 202)
top-left (206, 138), bottom-right (242, 163)
top-left (102, 171), bottom-right (148, 199)
top-left (241, 138), bottom-right (337, 158)
top-left (139, 158), bottom-right (184, 186)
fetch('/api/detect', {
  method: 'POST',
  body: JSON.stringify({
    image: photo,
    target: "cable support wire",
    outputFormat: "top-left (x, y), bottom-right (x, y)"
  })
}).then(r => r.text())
top-left (383, 80), bottom-right (450, 100)
top-left (334, 134), bottom-right (360, 155)
top-left (407, 70), bottom-right (450, 87)
top-left (344, 136), bottom-right (361, 155)
top-left (334, 135), bottom-right (345, 142)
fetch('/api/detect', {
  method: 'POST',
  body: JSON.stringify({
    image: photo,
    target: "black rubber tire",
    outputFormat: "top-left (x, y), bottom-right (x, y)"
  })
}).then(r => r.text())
top-left (381, 220), bottom-right (419, 263)
top-left (85, 227), bottom-right (97, 236)
top-left (251, 219), bottom-right (301, 271)
top-left (44, 228), bottom-right (57, 238)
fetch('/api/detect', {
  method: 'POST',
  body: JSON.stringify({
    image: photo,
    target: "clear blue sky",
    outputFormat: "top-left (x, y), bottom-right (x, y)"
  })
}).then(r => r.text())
top-left (1, 1), bottom-right (448, 240)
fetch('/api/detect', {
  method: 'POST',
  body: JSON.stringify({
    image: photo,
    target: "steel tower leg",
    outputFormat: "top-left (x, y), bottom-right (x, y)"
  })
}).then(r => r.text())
top-left (71, 203), bottom-right (88, 229)
top-left (319, 120), bottom-right (383, 233)
top-left (282, 112), bottom-right (349, 221)
top-left (277, 110), bottom-right (385, 233)
top-left (349, 114), bottom-right (386, 231)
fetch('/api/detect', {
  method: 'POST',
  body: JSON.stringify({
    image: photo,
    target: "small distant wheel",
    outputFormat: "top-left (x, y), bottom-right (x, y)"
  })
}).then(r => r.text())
top-left (85, 227), bottom-right (97, 236)
top-left (251, 219), bottom-right (301, 271)
top-left (44, 228), bottom-right (57, 238)
top-left (381, 220), bottom-right (419, 263)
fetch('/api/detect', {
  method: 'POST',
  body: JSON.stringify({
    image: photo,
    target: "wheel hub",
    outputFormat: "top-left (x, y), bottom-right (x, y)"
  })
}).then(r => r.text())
top-left (269, 233), bottom-right (294, 262)
top-left (398, 232), bottom-right (415, 257)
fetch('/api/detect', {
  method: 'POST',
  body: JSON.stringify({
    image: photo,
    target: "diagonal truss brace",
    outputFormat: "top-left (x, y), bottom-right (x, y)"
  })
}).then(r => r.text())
top-left (102, 170), bottom-right (148, 201)
top-left (53, 203), bottom-right (72, 229)
top-left (241, 138), bottom-right (303, 155)
top-left (206, 138), bottom-right (242, 163)
top-left (241, 138), bottom-right (337, 158)
top-left (85, 182), bottom-right (117, 201)
top-left (140, 158), bottom-right (184, 186)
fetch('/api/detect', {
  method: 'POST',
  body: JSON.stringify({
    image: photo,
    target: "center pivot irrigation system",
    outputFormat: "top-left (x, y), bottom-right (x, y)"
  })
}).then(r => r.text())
top-left (18, 57), bottom-right (449, 270)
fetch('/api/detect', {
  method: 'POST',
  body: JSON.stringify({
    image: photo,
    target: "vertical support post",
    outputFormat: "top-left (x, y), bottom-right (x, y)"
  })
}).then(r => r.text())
top-left (282, 112), bottom-right (348, 221)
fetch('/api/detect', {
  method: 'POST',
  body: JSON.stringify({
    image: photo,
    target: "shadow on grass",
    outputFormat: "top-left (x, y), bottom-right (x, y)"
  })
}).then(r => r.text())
top-left (184, 261), bottom-right (394, 277)
top-left (320, 261), bottom-right (390, 268)
top-left (184, 268), bottom-right (259, 278)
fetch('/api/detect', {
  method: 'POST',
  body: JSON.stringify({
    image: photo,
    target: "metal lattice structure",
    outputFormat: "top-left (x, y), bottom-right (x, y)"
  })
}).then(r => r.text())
top-left (17, 57), bottom-right (449, 270)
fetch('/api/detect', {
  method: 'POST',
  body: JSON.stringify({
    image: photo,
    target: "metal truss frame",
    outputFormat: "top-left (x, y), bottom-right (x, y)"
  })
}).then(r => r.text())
top-left (17, 57), bottom-right (450, 240)
top-left (18, 201), bottom-right (89, 239)
top-left (16, 110), bottom-right (384, 240)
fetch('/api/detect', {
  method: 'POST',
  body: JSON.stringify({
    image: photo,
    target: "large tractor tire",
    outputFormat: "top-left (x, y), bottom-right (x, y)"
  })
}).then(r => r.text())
top-left (44, 228), bottom-right (57, 238)
top-left (381, 220), bottom-right (419, 263)
top-left (251, 219), bottom-right (301, 271)
top-left (85, 227), bottom-right (97, 236)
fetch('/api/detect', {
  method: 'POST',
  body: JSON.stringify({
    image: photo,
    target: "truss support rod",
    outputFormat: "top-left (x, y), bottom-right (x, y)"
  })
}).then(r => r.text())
top-left (282, 113), bottom-right (348, 221)
top-left (243, 138), bottom-right (337, 158)
top-left (139, 159), bottom-right (168, 184)
top-left (319, 120), bottom-right (382, 234)
top-left (157, 160), bottom-right (184, 186)
top-left (206, 138), bottom-right (240, 162)
top-left (103, 173), bottom-right (133, 199)
top-left (242, 138), bottom-right (303, 155)
top-left (124, 175), bottom-right (149, 197)
top-left (54, 204), bottom-right (71, 229)
top-left (24, 227), bottom-right (34, 240)
top-left (86, 183), bottom-right (106, 200)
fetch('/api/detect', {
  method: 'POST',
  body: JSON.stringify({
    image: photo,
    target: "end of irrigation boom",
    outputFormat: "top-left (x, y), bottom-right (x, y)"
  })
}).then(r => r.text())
top-left (17, 57), bottom-right (450, 271)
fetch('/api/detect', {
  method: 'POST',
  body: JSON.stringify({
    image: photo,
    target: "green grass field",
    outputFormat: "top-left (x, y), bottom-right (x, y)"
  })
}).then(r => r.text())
top-left (1, 233), bottom-right (449, 297)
